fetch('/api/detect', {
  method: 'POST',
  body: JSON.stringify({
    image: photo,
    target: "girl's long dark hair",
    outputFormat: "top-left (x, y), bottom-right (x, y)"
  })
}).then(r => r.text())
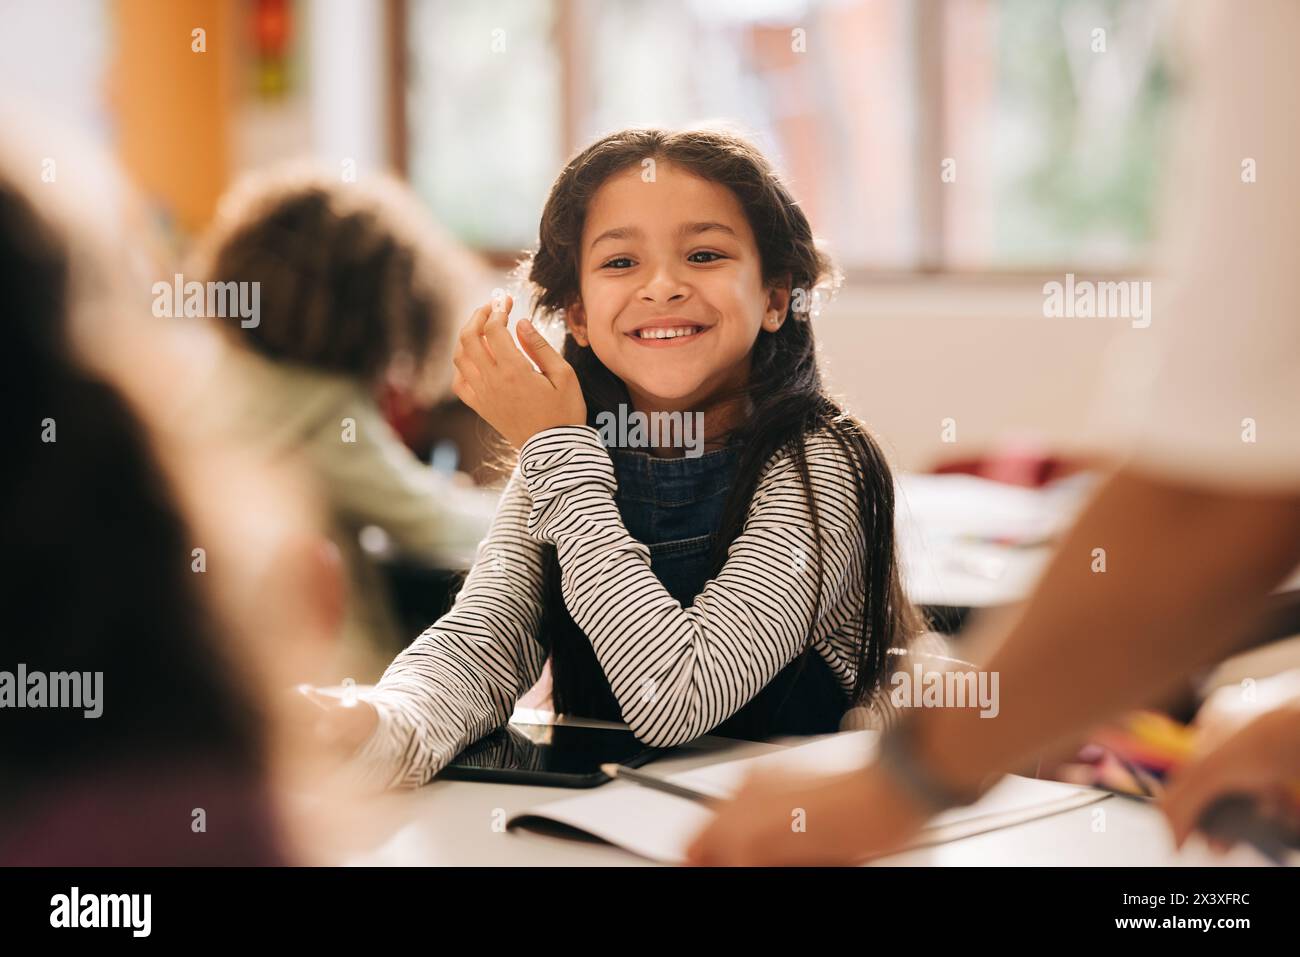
top-left (519, 128), bottom-right (922, 721)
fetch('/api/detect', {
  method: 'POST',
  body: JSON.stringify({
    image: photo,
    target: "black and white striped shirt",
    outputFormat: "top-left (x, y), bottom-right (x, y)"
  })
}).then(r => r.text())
top-left (351, 424), bottom-right (889, 789)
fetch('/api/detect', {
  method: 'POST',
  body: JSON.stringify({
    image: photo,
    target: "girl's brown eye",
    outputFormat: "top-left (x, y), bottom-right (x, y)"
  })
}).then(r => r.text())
top-left (602, 257), bottom-right (634, 269)
top-left (688, 251), bottom-right (725, 264)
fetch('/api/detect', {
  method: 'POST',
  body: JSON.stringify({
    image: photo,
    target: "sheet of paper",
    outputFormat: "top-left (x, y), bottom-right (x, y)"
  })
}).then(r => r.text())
top-left (508, 731), bottom-right (1106, 863)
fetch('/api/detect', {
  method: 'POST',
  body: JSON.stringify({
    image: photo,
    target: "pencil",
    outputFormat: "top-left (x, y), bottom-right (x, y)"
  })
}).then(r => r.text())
top-left (599, 763), bottom-right (719, 806)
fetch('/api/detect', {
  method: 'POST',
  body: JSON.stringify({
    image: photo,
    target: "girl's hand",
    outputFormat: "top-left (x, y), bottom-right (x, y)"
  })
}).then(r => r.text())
top-left (451, 295), bottom-right (586, 448)
top-left (1160, 705), bottom-right (1300, 850)
top-left (292, 685), bottom-right (379, 758)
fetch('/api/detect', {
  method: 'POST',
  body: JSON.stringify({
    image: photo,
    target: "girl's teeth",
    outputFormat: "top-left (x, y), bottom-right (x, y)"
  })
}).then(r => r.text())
top-left (638, 326), bottom-right (700, 339)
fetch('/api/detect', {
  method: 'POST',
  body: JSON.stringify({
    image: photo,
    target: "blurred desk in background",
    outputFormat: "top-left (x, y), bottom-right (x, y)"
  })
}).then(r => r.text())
top-left (895, 471), bottom-right (1093, 628)
top-left (897, 471), bottom-right (1300, 641)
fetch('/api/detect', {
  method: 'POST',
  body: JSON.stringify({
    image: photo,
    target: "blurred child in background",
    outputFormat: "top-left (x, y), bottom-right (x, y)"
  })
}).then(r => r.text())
top-left (193, 167), bottom-right (497, 682)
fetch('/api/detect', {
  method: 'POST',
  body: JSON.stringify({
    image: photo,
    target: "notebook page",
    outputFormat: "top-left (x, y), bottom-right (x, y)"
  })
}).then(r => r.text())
top-left (508, 731), bottom-right (1106, 863)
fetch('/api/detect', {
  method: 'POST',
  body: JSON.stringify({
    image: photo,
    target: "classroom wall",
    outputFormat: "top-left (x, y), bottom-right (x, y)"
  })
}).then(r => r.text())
top-left (817, 278), bottom-right (1131, 472)
top-left (0, 0), bottom-right (111, 141)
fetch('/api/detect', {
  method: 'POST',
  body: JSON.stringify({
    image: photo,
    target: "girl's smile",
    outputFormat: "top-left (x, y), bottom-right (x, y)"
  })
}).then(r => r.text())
top-left (626, 318), bottom-right (712, 346)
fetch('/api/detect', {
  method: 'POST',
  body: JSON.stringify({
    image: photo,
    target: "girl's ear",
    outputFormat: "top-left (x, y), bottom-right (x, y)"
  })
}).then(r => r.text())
top-left (762, 277), bottom-right (792, 333)
top-left (565, 299), bottom-right (591, 347)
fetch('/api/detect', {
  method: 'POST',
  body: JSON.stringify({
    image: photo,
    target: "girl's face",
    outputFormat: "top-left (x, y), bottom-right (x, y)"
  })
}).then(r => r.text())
top-left (567, 161), bottom-right (789, 414)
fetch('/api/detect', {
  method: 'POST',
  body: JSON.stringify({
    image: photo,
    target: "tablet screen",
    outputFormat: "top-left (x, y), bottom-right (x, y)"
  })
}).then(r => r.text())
top-left (439, 722), bottom-right (661, 786)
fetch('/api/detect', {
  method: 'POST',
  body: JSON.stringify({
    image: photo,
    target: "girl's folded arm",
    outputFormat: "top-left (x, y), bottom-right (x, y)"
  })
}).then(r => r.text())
top-left (519, 425), bottom-right (865, 748)
top-left (347, 471), bottom-right (549, 788)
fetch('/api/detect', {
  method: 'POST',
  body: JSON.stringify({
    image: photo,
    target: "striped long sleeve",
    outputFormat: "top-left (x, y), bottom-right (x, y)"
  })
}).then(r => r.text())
top-left (519, 426), bottom-right (865, 747)
top-left (349, 469), bottom-right (549, 789)
top-left (349, 424), bottom-right (871, 789)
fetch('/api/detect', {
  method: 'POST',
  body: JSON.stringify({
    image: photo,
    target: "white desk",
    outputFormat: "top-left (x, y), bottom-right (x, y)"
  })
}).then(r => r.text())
top-left (343, 712), bottom-right (1288, 867)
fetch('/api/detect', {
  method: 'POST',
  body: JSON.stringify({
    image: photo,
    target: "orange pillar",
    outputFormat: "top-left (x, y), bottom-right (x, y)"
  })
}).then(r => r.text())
top-left (110, 0), bottom-right (239, 236)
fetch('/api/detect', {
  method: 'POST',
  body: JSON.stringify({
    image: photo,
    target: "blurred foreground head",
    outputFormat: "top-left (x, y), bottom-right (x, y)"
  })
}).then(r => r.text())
top-left (0, 120), bottom-right (366, 864)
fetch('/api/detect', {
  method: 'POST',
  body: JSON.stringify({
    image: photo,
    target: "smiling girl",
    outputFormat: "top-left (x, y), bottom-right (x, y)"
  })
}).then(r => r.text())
top-left (309, 128), bottom-right (923, 788)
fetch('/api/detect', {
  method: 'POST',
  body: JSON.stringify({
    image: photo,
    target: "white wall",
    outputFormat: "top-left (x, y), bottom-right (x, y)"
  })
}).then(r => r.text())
top-left (0, 0), bottom-right (110, 141)
top-left (817, 277), bottom-right (1137, 472)
top-left (231, 0), bottom-right (390, 177)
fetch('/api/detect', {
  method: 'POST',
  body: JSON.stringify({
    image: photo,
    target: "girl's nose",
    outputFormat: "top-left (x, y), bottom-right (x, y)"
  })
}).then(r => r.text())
top-left (637, 263), bottom-right (690, 304)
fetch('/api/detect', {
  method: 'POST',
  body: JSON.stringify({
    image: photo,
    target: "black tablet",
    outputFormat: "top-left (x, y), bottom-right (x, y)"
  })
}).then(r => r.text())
top-left (437, 722), bottom-right (664, 788)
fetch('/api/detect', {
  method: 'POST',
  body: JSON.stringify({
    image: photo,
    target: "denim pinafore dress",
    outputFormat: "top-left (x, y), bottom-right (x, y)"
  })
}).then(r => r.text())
top-left (605, 443), bottom-right (849, 740)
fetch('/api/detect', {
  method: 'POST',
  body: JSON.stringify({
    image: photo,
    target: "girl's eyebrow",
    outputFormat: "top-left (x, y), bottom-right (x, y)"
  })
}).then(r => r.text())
top-left (681, 221), bottom-right (738, 239)
top-left (588, 221), bottom-right (738, 252)
top-left (589, 225), bottom-right (642, 251)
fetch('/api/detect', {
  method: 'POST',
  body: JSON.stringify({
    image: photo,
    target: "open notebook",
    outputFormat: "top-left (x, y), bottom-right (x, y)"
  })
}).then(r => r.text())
top-left (508, 731), bottom-right (1108, 863)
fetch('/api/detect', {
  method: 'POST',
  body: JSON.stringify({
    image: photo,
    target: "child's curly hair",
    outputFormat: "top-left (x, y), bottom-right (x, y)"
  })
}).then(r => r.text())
top-left (194, 164), bottom-right (478, 389)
